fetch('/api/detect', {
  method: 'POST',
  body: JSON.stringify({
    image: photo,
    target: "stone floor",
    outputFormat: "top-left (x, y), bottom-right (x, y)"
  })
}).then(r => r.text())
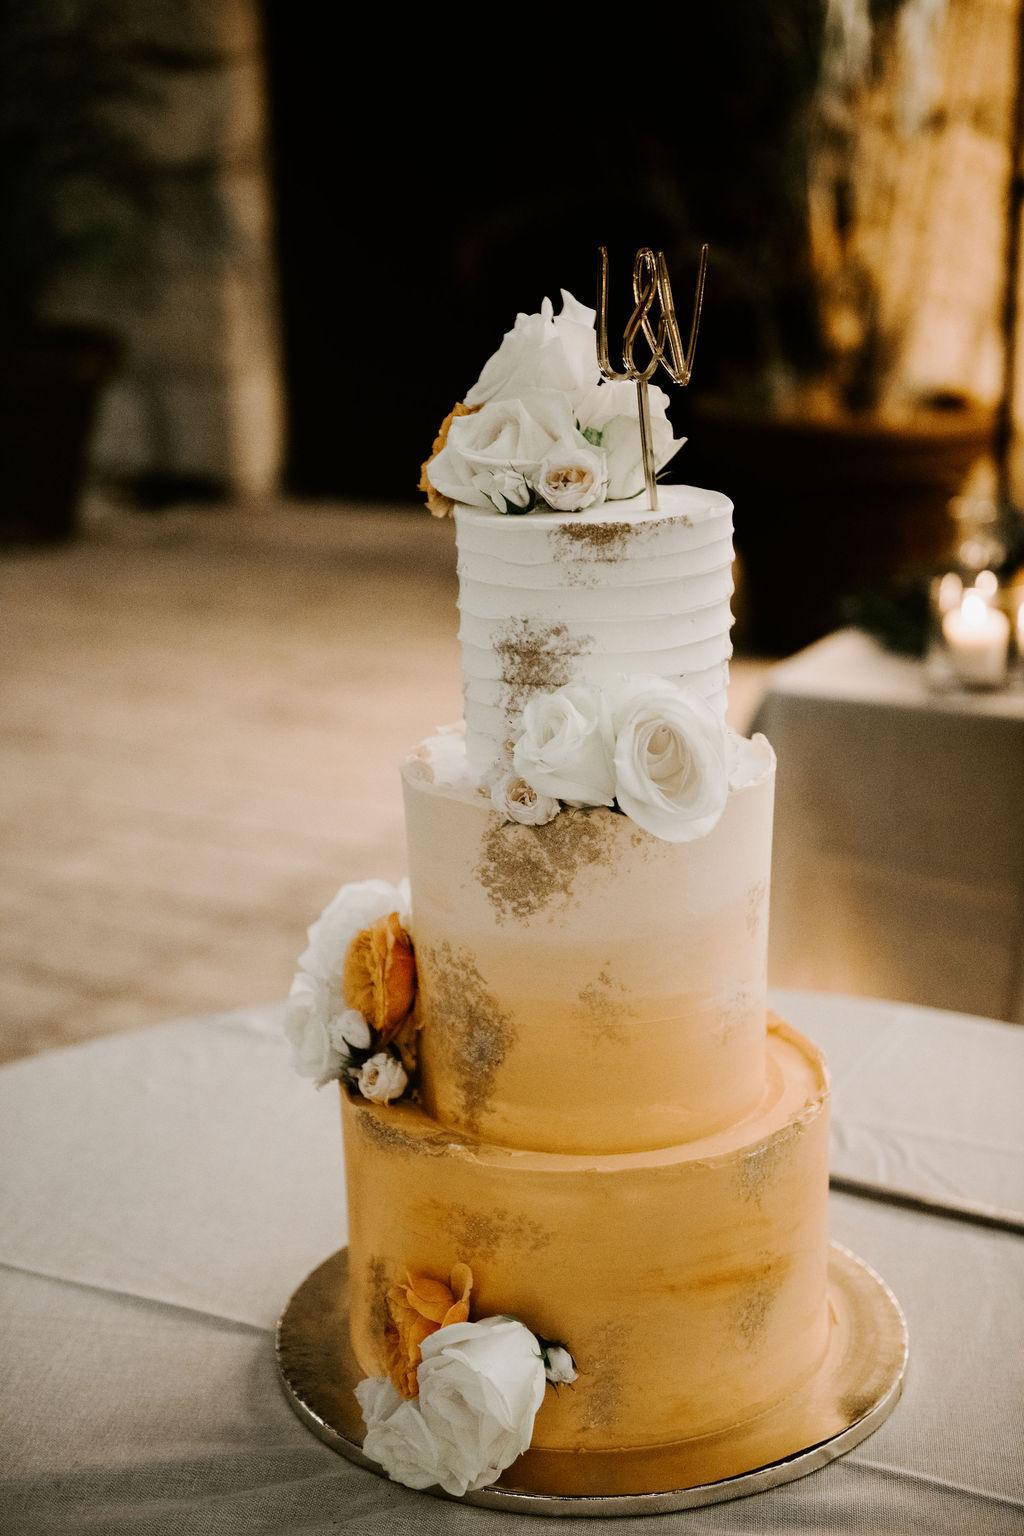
top-left (0, 501), bottom-right (769, 1064)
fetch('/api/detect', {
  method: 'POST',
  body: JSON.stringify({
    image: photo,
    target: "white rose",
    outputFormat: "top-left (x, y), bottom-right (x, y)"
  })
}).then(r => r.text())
top-left (358, 1052), bottom-right (408, 1104)
top-left (537, 440), bottom-right (608, 512)
top-left (285, 877), bottom-right (410, 1086)
top-left (465, 290), bottom-right (600, 408)
top-left (543, 1344), bottom-right (578, 1385)
top-left (297, 878), bottom-right (410, 985)
top-left (426, 392), bottom-right (584, 514)
top-left (356, 1377), bottom-right (445, 1492)
top-left (513, 683), bottom-right (615, 808)
top-left (328, 1008), bottom-right (371, 1054)
top-left (416, 1318), bottom-right (547, 1496)
top-left (576, 380), bottom-right (685, 500)
top-left (610, 676), bottom-right (728, 843)
top-left (489, 772), bottom-right (561, 826)
top-left (283, 971), bottom-right (341, 1086)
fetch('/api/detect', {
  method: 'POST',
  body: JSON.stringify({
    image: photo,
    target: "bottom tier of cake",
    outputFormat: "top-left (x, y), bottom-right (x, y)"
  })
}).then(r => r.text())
top-left (341, 1015), bottom-right (831, 1453)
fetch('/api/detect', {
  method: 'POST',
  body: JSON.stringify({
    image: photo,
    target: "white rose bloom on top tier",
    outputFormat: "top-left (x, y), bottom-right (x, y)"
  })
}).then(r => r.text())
top-left (426, 393), bottom-right (586, 515)
top-left (513, 683), bottom-right (616, 808)
top-left (465, 290), bottom-right (600, 408)
top-left (610, 676), bottom-right (728, 842)
top-left (576, 379), bottom-right (684, 500)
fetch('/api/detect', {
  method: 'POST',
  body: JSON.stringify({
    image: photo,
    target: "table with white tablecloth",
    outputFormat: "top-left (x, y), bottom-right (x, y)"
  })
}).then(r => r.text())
top-left (752, 629), bottom-right (1024, 1023)
top-left (1, 991), bottom-right (1023, 1535)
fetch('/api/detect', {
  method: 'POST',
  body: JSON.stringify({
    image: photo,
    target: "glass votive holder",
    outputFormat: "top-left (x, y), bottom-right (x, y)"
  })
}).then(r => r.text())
top-left (932, 572), bottom-right (1011, 691)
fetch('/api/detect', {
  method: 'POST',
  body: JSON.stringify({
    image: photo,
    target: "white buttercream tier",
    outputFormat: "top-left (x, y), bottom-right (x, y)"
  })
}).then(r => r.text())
top-left (454, 484), bottom-right (735, 773)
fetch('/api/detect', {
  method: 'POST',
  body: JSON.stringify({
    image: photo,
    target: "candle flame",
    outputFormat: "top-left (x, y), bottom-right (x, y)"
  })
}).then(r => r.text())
top-left (961, 590), bottom-right (989, 628)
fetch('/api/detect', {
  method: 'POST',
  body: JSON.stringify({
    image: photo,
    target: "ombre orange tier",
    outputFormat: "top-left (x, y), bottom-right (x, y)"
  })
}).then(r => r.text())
top-left (402, 734), bottom-right (775, 1155)
top-left (342, 1016), bottom-right (831, 1454)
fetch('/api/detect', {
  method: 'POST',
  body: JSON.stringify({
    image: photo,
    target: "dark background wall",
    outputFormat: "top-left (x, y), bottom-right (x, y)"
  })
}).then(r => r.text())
top-left (260, 9), bottom-right (826, 499)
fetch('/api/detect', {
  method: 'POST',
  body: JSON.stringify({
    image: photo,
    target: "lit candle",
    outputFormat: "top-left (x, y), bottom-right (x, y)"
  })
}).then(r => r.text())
top-left (941, 588), bottom-right (1010, 687)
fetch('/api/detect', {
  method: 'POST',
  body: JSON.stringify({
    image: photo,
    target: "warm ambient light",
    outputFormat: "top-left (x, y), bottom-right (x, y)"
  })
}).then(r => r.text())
top-left (941, 583), bottom-right (1010, 688)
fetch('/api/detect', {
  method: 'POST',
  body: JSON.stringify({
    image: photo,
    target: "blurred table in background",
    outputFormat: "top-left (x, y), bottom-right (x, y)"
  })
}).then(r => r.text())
top-left (754, 629), bottom-right (1024, 1023)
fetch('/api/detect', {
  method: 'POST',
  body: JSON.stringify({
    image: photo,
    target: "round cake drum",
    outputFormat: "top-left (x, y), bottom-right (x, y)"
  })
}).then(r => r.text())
top-left (276, 1242), bottom-right (907, 1517)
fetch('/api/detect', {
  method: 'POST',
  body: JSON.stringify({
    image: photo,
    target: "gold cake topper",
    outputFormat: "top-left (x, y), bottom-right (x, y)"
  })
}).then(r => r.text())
top-left (596, 244), bottom-right (709, 511)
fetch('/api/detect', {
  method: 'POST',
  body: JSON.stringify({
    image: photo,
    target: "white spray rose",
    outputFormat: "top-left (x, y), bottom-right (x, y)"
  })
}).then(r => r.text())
top-left (576, 380), bottom-right (684, 501)
top-left (465, 290), bottom-right (600, 408)
top-left (426, 393), bottom-right (582, 514)
top-left (284, 877), bottom-right (410, 1086)
top-left (486, 469), bottom-right (534, 516)
top-left (543, 1344), bottom-right (578, 1385)
top-left (513, 683), bottom-right (616, 808)
top-left (610, 676), bottom-right (728, 843)
top-left (536, 440), bottom-right (608, 512)
top-left (416, 1318), bottom-right (547, 1495)
top-left (357, 1052), bottom-right (408, 1104)
top-left (489, 771), bottom-right (561, 826)
top-left (356, 1377), bottom-right (446, 1492)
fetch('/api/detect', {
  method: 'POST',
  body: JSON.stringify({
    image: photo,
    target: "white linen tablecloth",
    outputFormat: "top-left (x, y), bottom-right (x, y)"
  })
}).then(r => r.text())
top-left (752, 629), bottom-right (1024, 1023)
top-left (1, 991), bottom-right (1023, 1535)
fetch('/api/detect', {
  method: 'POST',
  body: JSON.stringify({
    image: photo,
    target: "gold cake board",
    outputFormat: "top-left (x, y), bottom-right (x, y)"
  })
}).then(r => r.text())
top-left (276, 1244), bottom-right (907, 1517)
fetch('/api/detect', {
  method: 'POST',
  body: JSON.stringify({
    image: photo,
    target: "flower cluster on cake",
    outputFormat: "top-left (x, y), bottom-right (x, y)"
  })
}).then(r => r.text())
top-left (419, 292), bottom-right (684, 518)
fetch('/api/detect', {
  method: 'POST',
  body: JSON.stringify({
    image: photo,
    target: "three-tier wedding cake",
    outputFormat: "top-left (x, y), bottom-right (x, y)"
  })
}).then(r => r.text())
top-left (283, 289), bottom-right (835, 1501)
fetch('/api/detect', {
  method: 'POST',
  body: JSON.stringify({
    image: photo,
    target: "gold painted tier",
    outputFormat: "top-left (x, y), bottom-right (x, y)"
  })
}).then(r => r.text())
top-left (341, 1016), bottom-right (831, 1454)
top-left (401, 739), bottom-right (776, 1155)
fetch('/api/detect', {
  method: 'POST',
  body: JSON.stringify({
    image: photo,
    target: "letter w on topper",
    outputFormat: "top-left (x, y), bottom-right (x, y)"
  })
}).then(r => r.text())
top-left (596, 244), bottom-right (708, 512)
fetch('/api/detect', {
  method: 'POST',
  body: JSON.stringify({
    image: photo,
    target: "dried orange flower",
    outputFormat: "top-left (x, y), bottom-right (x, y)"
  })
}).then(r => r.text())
top-left (343, 912), bottom-right (416, 1041)
top-left (385, 1263), bottom-right (473, 1398)
top-left (418, 401), bottom-right (479, 518)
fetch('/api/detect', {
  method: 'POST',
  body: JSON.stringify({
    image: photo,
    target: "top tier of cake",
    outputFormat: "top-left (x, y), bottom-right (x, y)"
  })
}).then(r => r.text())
top-left (456, 483), bottom-right (735, 773)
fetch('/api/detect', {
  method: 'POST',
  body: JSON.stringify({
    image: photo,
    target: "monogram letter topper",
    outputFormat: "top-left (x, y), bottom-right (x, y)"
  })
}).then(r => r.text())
top-left (597, 244), bottom-right (709, 511)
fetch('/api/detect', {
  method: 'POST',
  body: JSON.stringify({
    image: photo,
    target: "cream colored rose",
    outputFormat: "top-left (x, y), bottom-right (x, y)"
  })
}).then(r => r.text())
top-left (513, 683), bottom-right (615, 808)
top-left (576, 380), bottom-right (684, 500)
top-left (537, 440), bottom-right (608, 512)
top-left (610, 676), bottom-right (727, 842)
top-left (465, 290), bottom-right (600, 408)
top-left (357, 1052), bottom-right (408, 1104)
top-left (489, 772), bottom-right (561, 826)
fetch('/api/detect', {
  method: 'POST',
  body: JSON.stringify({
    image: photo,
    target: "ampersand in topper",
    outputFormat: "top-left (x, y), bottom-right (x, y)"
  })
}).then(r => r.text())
top-left (596, 244), bottom-right (709, 510)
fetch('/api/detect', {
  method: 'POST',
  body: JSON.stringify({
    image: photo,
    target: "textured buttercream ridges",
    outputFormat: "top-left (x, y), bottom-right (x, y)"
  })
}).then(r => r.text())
top-left (453, 484), bottom-right (736, 772)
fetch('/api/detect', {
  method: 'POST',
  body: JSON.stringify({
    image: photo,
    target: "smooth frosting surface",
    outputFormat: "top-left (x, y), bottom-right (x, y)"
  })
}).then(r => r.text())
top-left (402, 731), bottom-right (775, 1154)
top-left (455, 484), bottom-right (734, 772)
top-left (342, 1017), bottom-right (831, 1453)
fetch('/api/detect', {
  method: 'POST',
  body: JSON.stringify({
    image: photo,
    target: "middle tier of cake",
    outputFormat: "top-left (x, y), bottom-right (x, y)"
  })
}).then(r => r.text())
top-left (402, 730), bottom-right (775, 1155)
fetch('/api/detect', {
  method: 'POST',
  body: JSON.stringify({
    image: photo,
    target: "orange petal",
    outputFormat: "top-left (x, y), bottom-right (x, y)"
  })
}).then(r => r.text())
top-left (404, 1272), bottom-right (456, 1323)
